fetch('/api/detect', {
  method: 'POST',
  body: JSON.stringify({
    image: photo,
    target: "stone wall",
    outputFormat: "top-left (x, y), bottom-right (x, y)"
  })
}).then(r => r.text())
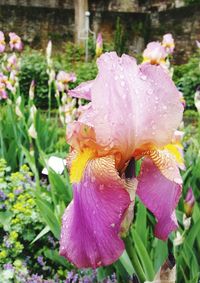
top-left (150, 4), bottom-right (200, 63)
top-left (0, 5), bottom-right (74, 48)
top-left (0, 1), bottom-right (199, 63)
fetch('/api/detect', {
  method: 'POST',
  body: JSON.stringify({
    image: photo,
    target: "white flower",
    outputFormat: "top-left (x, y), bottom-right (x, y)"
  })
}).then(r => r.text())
top-left (173, 231), bottom-right (184, 246)
top-left (28, 124), bottom-right (37, 139)
top-left (29, 80), bottom-right (35, 100)
top-left (194, 89), bottom-right (200, 113)
top-left (15, 105), bottom-right (23, 118)
top-left (183, 214), bottom-right (191, 230)
top-left (46, 40), bottom-right (52, 66)
top-left (30, 105), bottom-right (37, 120)
top-left (16, 95), bottom-right (22, 106)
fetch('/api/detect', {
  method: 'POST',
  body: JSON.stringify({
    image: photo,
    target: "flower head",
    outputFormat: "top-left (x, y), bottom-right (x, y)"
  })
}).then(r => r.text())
top-left (60, 52), bottom-right (183, 268)
top-left (194, 86), bottom-right (200, 113)
top-left (6, 54), bottom-right (19, 72)
top-left (29, 80), bottom-right (35, 100)
top-left (162, 33), bottom-right (175, 55)
top-left (143, 42), bottom-right (167, 65)
top-left (0, 31), bottom-right (6, 53)
top-left (56, 71), bottom-right (76, 92)
top-left (196, 40), bottom-right (200, 49)
top-left (9, 32), bottom-right (23, 51)
top-left (96, 33), bottom-right (103, 57)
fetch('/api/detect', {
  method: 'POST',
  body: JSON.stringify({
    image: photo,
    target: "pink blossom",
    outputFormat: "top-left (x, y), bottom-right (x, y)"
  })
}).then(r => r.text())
top-left (9, 32), bottom-right (23, 51)
top-left (162, 33), bottom-right (175, 54)
top-left (60, 52), bottom-right (183, 268)
top-left (184, 188), bottom-right (195, 217)
top-left (0, 31), bottom-right (6, 53)
top-left (196, 40), bottom-right (200, 49)
top-left (0, 83), bottom-right (7, 99)
top-left (96, 33), bottom-right (103, 57)
top-left (6, 54), bottom-right (19, 72)
top-left (56, 71), bottom-right (76, 92)
top-left (143, 42), bottom-right (167, 65)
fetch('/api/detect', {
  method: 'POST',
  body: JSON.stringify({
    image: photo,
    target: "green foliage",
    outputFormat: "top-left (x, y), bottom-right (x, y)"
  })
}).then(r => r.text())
top-left (114, 17), bottom-right (128, 56)
top-left (18, 47), bottom-right (98, 109)
top-left (173, 54), bottom-right (200, 109)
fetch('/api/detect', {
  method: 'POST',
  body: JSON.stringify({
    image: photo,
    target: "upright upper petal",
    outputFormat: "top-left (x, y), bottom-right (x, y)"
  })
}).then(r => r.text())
top-left (60, 155), bottom-right (130, 268)
top-left (137, 158), bottom-right (182, 240)
top-left (90, 52), bottom-right (183, 162)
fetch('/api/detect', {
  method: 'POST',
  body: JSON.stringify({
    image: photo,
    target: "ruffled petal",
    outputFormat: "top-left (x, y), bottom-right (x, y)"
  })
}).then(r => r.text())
top-left (136, 158), bottom-right (182, 240)
top-left (91, 52), bottom-right (183, 162)
top-left (60, 155), bottom-right (131, 268)
top-left (68, 80), bottom-right (93, 100)
top-left (135, 148), bottom-right (183, 184)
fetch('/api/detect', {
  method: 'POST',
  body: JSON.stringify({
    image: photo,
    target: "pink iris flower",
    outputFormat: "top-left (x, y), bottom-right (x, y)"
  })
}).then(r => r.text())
top-left (9, 32), bottom-right (23, 51)
top-left (196, 40), bottom-right (200, 49)
top-left (143, 42), bottom-right (167, 65)
top-left (96, 33), bottom-right (103, 57)
top-left (0, 83), bottom-right (7, 99)
top-left (56, 71), bottom-right (76, 92)
top-left (162, 33), bottom-right (175, 55)
top-left (0, 73), bottom-right (12, 93)
top-left (60, 52), bottom-right (183, 268)
top-left (6, 54), bottom-right (19, 72)
top-left (0, 31), bottom-right (6, 53)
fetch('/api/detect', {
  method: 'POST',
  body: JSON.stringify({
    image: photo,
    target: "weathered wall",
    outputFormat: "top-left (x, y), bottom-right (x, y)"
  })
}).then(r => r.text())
top-left (0, 1), bottom-right (199, 63)
top-left (0, 5), bottom-right (74, 48)
top-left (150, 4), bottom-right (200, 63)
top-left (0, 0), bottom-right (73, 9)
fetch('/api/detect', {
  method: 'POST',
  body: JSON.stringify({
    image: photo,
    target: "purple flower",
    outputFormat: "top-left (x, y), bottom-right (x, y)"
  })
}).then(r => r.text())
top-left (3, 263), bottom-right (13, 270)
top-left (0, 190), bottom-right (7, 200)
top-left (14, 189), bottom-right (23, 195)
top-left (184, 188), bottom-right (195, 216)
top-left (96, 33), bottom-right (103, 57)
top-left (37, 256), bottom-right (46, 266)
top-left (47, 235), bottom-right (56, 247)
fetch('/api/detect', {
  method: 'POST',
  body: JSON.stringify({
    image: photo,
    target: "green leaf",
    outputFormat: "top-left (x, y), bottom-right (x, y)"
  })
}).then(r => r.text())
top-left (48, 169), bottom-right (72, 204)
top-left (44, 249), bottom-right (70, 268)
top-left (35, 196), bottom-right (60, 239)
top-left (31, 226), bottom-right (50, 244)
top-left (119, 250), bottom-right (135, 276)
top-left (131, 229), bottom-right (155, 280)
top-left (135, 200), bottom-right (147, 247)
top-left (0, 211), bottom-right (13, 231)
top-left (153, 239), bottom-right (168, 272)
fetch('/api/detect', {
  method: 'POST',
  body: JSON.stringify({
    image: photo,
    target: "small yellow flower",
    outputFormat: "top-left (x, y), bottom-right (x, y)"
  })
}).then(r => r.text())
top-left (8, 193), bottom-right (15, 201)
top-left (0, 250), bottom-right (7, 259)
top-left (10, 231), bottom-right (18, 240)
top-left (11, 217), bottom-right (20, 224)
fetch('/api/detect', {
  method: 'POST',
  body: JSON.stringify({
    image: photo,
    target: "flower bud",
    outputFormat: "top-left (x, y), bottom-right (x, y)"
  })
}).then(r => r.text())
top-left (184, 188), bottom-right (195, 217)
top-left (28, 124), bottom-right (37, 139)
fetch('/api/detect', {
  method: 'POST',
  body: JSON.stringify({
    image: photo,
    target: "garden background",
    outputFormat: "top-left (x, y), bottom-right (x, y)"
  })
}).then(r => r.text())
top-left (0, 0), bottom-right (200, 282)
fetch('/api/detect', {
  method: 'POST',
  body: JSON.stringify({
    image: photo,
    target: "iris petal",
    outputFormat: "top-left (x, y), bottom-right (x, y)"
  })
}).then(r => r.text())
top-left (137, 158), bottom-right (182, 240)
top-left (68, 80), bottom-right (93, 100)
top-left (60, 155), bottom-right (130, 268)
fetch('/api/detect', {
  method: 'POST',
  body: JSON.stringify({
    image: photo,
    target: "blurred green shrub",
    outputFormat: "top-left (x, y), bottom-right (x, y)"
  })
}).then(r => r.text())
top-left (173, 54), bottom-right (200, 110)
top-left (19, 45), bottom-right (98, 109)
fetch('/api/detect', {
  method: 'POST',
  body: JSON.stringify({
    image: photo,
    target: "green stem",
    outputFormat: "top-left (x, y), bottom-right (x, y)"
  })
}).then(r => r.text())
top-left (124, 237), bottom-right (146, 282)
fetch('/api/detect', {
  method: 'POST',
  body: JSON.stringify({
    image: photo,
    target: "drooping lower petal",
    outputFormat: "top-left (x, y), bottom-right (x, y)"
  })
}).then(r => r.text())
top-left (60, 155), bottom-right (130, 268)
top-left (136, 158), bottom-right (182, 240)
